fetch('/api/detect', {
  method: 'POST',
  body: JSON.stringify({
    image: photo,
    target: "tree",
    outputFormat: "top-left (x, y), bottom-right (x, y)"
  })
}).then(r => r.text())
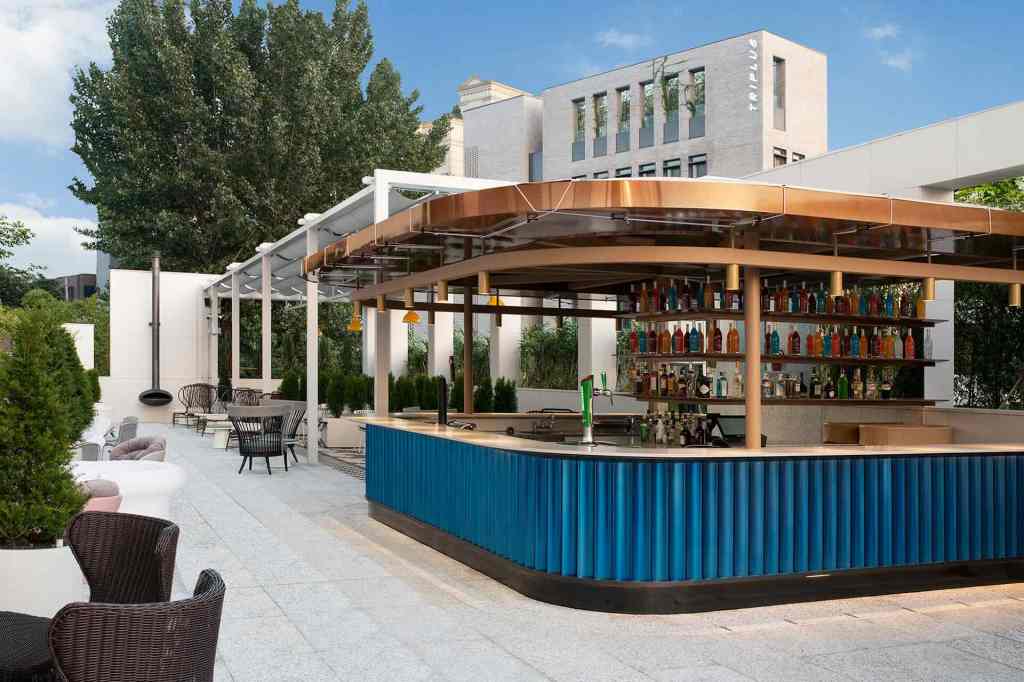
top-left (519, 320), bottom-right (579, 389)
top-left (70, 0), bottom-right (450, 273)
top-left (0, 307), bottom-right (88, 547)
top-left (0, 215), bottom-right (59, 307)
top-left (953, 177), bottom-right (1024, 407)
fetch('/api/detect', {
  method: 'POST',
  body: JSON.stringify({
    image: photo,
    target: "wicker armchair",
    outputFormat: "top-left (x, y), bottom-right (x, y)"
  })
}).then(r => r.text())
top-left (66, 512), bottom-right (179, 604)
top-left (261, 399), bottom-right (307, 463)
top-left (228, 405), bottom-right (289, 475)
top-left (49, 569), bottom-right (226, 682)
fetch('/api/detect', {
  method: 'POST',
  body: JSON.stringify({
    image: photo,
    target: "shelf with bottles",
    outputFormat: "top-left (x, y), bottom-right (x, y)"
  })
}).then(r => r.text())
top-left (628, 352), bottom-right (940, 368)
top-left (634, 395), bottom-right (940, 407)
top-left (618, 277), bottom-right (944, 328)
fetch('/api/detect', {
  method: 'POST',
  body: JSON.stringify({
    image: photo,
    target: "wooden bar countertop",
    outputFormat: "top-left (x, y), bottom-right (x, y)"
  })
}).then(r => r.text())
top-left (352, 417), bottom-right (1024, 461)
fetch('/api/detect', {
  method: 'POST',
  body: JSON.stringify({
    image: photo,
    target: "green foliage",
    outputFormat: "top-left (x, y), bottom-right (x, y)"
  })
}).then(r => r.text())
top-left (473, 376), bottom-right (493, 413)
top-left (953, 178), bottom-right (1024, 407)
top-left (278, 367), bottom-right (302, 401)
top-left (493, 377), bottom-right (518, 413)
top-left (51, 329), bottom-right (95, 440)
top-left (452, 327), bottom-right (489, 382)
top-left (519, 320), bottom-right (578, 389)
top-left (0, 307), bottom-right (89, 547)
top-left (326, 370), bottom-right (345, 417)
top-left (407, 328), bottom-right (427, 376)
top-left (450, 373), bottom-right (464, 412)
top-left (86, 369), bottom-right (102, 403)
top-left (0, 215), bottom-right (61, 309)
top-left (11, 288), bottom-right (110, 375)
top-left (70, 0), bottom-right (450, 274)
top-left (416, 374), bottom-right (440, 411)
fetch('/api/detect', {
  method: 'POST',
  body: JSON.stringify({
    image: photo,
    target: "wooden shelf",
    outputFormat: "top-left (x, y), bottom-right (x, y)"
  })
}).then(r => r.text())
top-left (620, 309), bottom-right (944, 328)
top-left (626, 352), bottom-right (941, 367)
top-left (632, 395), bottom-right (940, 407)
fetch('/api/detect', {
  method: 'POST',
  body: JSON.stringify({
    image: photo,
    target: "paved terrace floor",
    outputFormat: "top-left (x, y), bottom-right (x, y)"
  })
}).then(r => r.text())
top-left (153, 423), bottom-right (1024, 681)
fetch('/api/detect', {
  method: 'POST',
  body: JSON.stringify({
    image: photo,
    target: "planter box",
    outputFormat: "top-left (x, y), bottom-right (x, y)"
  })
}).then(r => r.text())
top-left (0, 544), bottom-right (89, 617)
top-left (324, 417), bottom-right (365, 448)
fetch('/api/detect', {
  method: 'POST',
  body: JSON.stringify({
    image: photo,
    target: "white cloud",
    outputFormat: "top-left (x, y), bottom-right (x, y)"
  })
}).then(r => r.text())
top-left (1, 203), bottom-right (96, 276)
top-left (596, 29), bottom-right (651, 50)
top-left (865, 23), bottom-right (900, 40)
top-left (16, 192), bottom-right (55, 211)
top-left (0, 1), bottom-right (116, 148)
top-left (881, 48), bottom-right (914, 72)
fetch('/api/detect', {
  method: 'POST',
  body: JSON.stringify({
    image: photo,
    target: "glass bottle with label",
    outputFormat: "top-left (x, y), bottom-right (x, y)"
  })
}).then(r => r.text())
top-left (689, 324), bottom-right (700, 353)
top-left (850, 327), bottom-right (861, 358)
top-left (712, 321), bottom-right (723, 353)
top-left (837, 369), bottom-right (850, 399)
top-left (680, 278), bottom-right (690, 312)
top-left (672, 323), bottom-right (686, 354)
top-left (851, 368), bottom-right (864, 400)
top-left (647, 323), bottom-right (658, 355)
top-left (667, 279), bottom-right (678, 312)
top-left (716, 371), bottom-right (728, 398)
top-left (727, 323), bottom-right (740, 354)
top-left (788, 325), bottom-right (801, 355)
top-left (904, 329), bottom-right (916, 360)
top-left (703, 275), bottom-right (714, 310)
top-left (824, 370), bottom-right (836, 399)
top-left (866, 367), bottom-right (878, 400)
top-left (771, 324), bottom-right (781, 355)
top-left (731, 362), bottom-right (743, 398)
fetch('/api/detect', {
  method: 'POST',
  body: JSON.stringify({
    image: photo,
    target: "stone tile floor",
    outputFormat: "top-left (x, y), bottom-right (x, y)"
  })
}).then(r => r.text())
top-left (154, 423), bottom-right (1024, 681)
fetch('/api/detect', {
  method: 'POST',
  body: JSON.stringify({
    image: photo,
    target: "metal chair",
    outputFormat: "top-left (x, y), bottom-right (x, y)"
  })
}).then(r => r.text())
top-left (261, 399), bottom-right (307, 463)
top-left (228, 405), bottom-right (290, 475)
top-left (172, 383), bottom-right (204, 427)
top-left (49, 570), bottom-right (225, 682)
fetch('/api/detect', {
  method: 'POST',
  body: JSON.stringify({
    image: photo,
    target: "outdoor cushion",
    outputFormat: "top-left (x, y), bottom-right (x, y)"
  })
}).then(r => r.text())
top-left (80, 478), bottom-right (120, 498)
top-left (110, 436), bottom-right (166, 461)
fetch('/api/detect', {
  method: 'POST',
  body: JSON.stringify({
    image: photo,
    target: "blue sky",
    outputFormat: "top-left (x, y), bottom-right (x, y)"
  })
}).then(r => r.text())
top-left (1, 0), bottom-right (1021, 277)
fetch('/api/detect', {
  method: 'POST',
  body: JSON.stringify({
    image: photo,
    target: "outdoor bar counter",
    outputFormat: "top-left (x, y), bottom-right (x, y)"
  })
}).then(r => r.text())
top-left (361, 417), bottom-right (1024, 613)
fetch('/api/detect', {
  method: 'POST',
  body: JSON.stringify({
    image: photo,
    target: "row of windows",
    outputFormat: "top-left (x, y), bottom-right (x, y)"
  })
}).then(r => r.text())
top-left (572, 154), bottom-right (708, 181)
top-left (571, 68), bottom-right (706, 156)
top-left (772, 146), bottom-right (805, 168)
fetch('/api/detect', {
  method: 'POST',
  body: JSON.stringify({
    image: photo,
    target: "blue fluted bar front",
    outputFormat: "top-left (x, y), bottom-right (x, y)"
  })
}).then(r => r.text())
top-left (365, 425), bottom-right (1024, 583)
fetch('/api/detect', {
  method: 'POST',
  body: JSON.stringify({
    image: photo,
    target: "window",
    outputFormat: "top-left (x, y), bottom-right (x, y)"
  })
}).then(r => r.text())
top-left (773, 146), bottom-right (788, 168)
top-left (593, 170), bottom-right (609, 179)
top-left (792, 152), bottom-right (805, 163)
top-left (638, 162), bottom-right (656, 177)
top-left (687, 68), bottom-right (706, 139)
top-left (617, 87), bottom-right (630, 133)
top-left (772, 57), bottom-right (786, 130)
top-left (688, 154), bottom-right (707, 178)
top-left (663, 158), bottom-right (682, 177)
top-left (593, 92), bottom-right (608, 139)
top-left (571, 174), bottom-right (586, 180)
top-left (572, 99), bottom-right (585, 142)
top-left (641, 81), bottom-right (654, 129)
top-left (615, 166), bottom-right (632, 178)
top-left (663, 74), bottom-right (679, 114)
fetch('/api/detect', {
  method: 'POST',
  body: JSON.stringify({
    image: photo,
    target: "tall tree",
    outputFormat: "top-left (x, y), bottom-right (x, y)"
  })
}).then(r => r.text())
top-left (0, 215), bottom-right (59, 306)
top-left (70, 0), bottom-right (450, 273)
top-left (953, 177), bottom-right (1024, 407)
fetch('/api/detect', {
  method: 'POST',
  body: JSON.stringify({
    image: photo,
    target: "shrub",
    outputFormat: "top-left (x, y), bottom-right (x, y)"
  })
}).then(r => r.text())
top-left (450, 374), bottom-right (464, 412)
top-left (279, 368), bottom-right (301, 401)
top-left (86, 368), bottom-right (101, 402)
top-left (493, 377), bottom-right (518, 413)
top-left (326, 371), bottom-right (346, 417)
top-left (473, 376), bottom-right (493, 413)
top-left (0, 307), bottom-right (88, 547)
top-left (417, 375), bottom-right (439, 411)
top-left (50, 328), bottom-right (94, 439)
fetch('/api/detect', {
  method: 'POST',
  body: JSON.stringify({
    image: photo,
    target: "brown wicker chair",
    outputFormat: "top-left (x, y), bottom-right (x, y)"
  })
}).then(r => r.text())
top-left (48, 570), bottom-right (226, 682)
top-left (65, 512), bottom-right (179, 604)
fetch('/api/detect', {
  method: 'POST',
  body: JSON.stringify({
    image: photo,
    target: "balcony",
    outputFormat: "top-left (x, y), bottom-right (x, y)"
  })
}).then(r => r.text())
top-left (689, 116), bottom-right (705, 139)
top-left (593, 136), bottom-right (607, 158)
top-left (639, 126), bottom-right (654, 149)
top-left (571, 140), bottom-right (585, 162)
top-left (663, 112), bottom-right (679, 144)
top-left (616, 130), bottom-right (630, 153)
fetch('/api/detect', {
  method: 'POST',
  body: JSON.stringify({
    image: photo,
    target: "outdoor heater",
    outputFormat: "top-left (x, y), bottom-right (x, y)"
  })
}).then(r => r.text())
top-left (138, 254), bottom-right (174, 406)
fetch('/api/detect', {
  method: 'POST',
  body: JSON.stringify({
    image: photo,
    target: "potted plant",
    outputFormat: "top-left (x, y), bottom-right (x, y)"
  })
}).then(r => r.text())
top-left (0, 306), bottom-right (91, 616)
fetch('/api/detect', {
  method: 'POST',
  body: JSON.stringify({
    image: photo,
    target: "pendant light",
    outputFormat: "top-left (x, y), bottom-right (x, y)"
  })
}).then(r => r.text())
top-left (922, 239), bottom-right (935, 301)
top-left (1012, 245), bottom-right (1021, 308)
top-left (725, 230), bottom-right (740, 291)
top-left (402, 288), bottom-right (421, 324)
top-left (478, 271), bottom-right (490, 296)
top-left (829, 271), bottom-right (843, 298)
top-left (346, 300), bottom-right (362, 332)
top-left (437, 280), bottom-right (449, 302)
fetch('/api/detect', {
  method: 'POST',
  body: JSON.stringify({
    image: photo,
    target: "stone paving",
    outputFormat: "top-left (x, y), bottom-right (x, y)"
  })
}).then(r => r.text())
top-left (154, 423), bottom-right (1024, 681)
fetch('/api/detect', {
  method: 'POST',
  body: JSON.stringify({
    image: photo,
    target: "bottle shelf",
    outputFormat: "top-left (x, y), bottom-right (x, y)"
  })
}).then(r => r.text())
top-left (620, 310), bottom-right (944, 328)
top-left (626, 352), bottom-right (941, 367)
top-left (632, 394), bottom-right (941, 407)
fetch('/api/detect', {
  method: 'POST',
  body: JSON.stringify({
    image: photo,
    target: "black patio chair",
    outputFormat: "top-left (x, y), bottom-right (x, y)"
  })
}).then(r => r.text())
top-left (228, 405), bottom-right (290, 475)
top-left (262, 399), bottom-right (307, 463)
top-left (173, 383), bottom-right (209, 427)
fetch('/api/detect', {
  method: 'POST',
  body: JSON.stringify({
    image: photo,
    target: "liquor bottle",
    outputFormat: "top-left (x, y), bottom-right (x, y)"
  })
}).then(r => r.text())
top-left (697, 324), bottom-right (706, 354)
top-left (731, 362), bottom-right (743, 398)
top-left (668, 279), bottom-right (678, 312)
top-left (788, 325), bottom-right (801, 355)
top-left (761, 366), bottom-right (772, 398)
top-left (879, 368), bottom-right (892, 400)
top-left (900, 292), bottom-right (913, 318)
top-left (634, 362), bottom-right (644, 395)
top-left (849, 288), bottom-right (860, 317)
top-left (645, 323), bottom-right (656, 355)
top-left (822, 326), bottom-right (833, 356)
top-left (790, 283), bottom-right (800, 314)
top-left (716, 372), bottom-right (728, 398)
top-left (825, 287), bottom-right (835, 314)
top-left (841, 327), bottom-right (852, 357)
top-left (799, 281), bottom-right (809, 313)
top-left (703, 275), bottom-right (714, 310)
top-left (866, 367), bottom-right (878, 400)
top-left (692, 278), bottom-right (702, 312)
top-left (712, 322), bottom-right (723, 353)
top-left (869, 327), bottom-right (881, 358)
top-left (824, 371), bottom-right (836, 399)
top-left (837, 369), bottom-right (850, 399)
top-left (672, 323), bottom-right (685, 354)
top-left (904, 329), bottom-right (916, 360)
top-left (689, 323), bottom-right (700, 353)
top-left (648, 364), bottom-right (659, 397)
top-left (660, 364), bottom-right (670, 398)
top-left (697, 370), bottom-right (712, 399)
top-left (762, 279), bottom-right (772, 312)
top-left (885, 288), bottom-right (895, 318)
top-left (727, 323), bottom-right (740, 354)
top-left (923, 328), bottom-right (933, 359)
top-left (659, 323), bottom-right (671, 354)
top-left (639, 282), bottom-right (649, 313)
top-left (808, 286), bottom-right (817, 315)
top-left (776, 280), bottom-right (788, 313)
top-left (627, 284), bottom-right (637, 313)
top-left (850, 326), bottom-right (861, 358)
top-left (638, 323), bottom-right (648, 354)
top-left (668, 368), bottom-right (677, 396)
top-left (893, 328), bottom-right (903, 360)
top-left (810, 367), bottom-right (822, 398)
top-left (852, 368), bottom-right (864, 400)
top-left (799, 371), bottom-right (807, 398)
top-left (713, 282), bottom-right (722, 310)
top-left (868, 290), bottom-right (880, 317)
top-left (859, 327), bottom-right (868, 359)
top-left (680, 278), bottom-right (690, 312)
top-left (629, 324), bottom-right (639, 354)
top-left (770, 324), bottom-right (781, 355)
top-left (817, 283), bottom-right (827, 313)
top-left (915, 294), bottom-right (926, 319)
top-left (831, 327), bottom-right (841, 358)
top-left (651, 280), bottom-right (661, 313)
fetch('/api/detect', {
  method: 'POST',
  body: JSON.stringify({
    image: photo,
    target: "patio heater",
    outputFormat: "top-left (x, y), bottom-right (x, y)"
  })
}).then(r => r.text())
top-left (139, 254), bottom-right (174, 406)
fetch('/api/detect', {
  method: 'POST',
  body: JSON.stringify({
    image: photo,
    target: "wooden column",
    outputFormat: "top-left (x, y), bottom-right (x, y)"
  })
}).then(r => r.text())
top-left (744, 267), bottom-right (761, 449)
top-left (463, 287), bottom-right (474, 414)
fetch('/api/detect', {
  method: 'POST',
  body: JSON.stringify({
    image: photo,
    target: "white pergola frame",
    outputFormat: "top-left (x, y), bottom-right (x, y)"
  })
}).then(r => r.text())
top-left (202, 169), bottom-right (510, 463)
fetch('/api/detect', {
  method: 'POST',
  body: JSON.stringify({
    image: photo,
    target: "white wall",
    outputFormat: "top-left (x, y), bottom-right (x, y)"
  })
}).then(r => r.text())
top-left (62, 323), bottom-right (94, 371)
top-left (923, 407), bottom-right (1024, 443)
top-left (105, 269), bottom-right (217, 423)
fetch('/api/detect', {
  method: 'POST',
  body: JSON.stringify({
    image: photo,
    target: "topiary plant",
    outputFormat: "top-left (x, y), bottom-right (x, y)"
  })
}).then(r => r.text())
top-left (474, 376), bottom-right (493, 413)
top-left (278, 368), bottom-right (300, 401)
top-left (86, 368), bottom-right (101, 403)
top-left (493, 377), bottom-right (518, 413)
top-left (0, 306), bottom-right (88, 547)
top-left (326, 371), bottom-right (346, 417)
top-left (450, 374), bottom-right (464, 412)
top-left (50, 327), bottom-right (94, 440)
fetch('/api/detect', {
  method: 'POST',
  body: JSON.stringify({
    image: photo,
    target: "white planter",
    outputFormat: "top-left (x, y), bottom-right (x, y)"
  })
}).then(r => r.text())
top-left (324, 417), bottom-right (365, 448)
top-left (0, 545), bottom-right (89, 617)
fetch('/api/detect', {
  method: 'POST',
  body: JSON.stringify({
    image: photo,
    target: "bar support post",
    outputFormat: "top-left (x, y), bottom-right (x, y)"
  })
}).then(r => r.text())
top-left (744, 267), bottom-right (762, 449)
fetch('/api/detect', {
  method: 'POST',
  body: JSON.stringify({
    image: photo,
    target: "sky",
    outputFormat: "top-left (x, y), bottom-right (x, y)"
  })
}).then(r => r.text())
top-left (0, 0), bottom-right (1021, 278)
